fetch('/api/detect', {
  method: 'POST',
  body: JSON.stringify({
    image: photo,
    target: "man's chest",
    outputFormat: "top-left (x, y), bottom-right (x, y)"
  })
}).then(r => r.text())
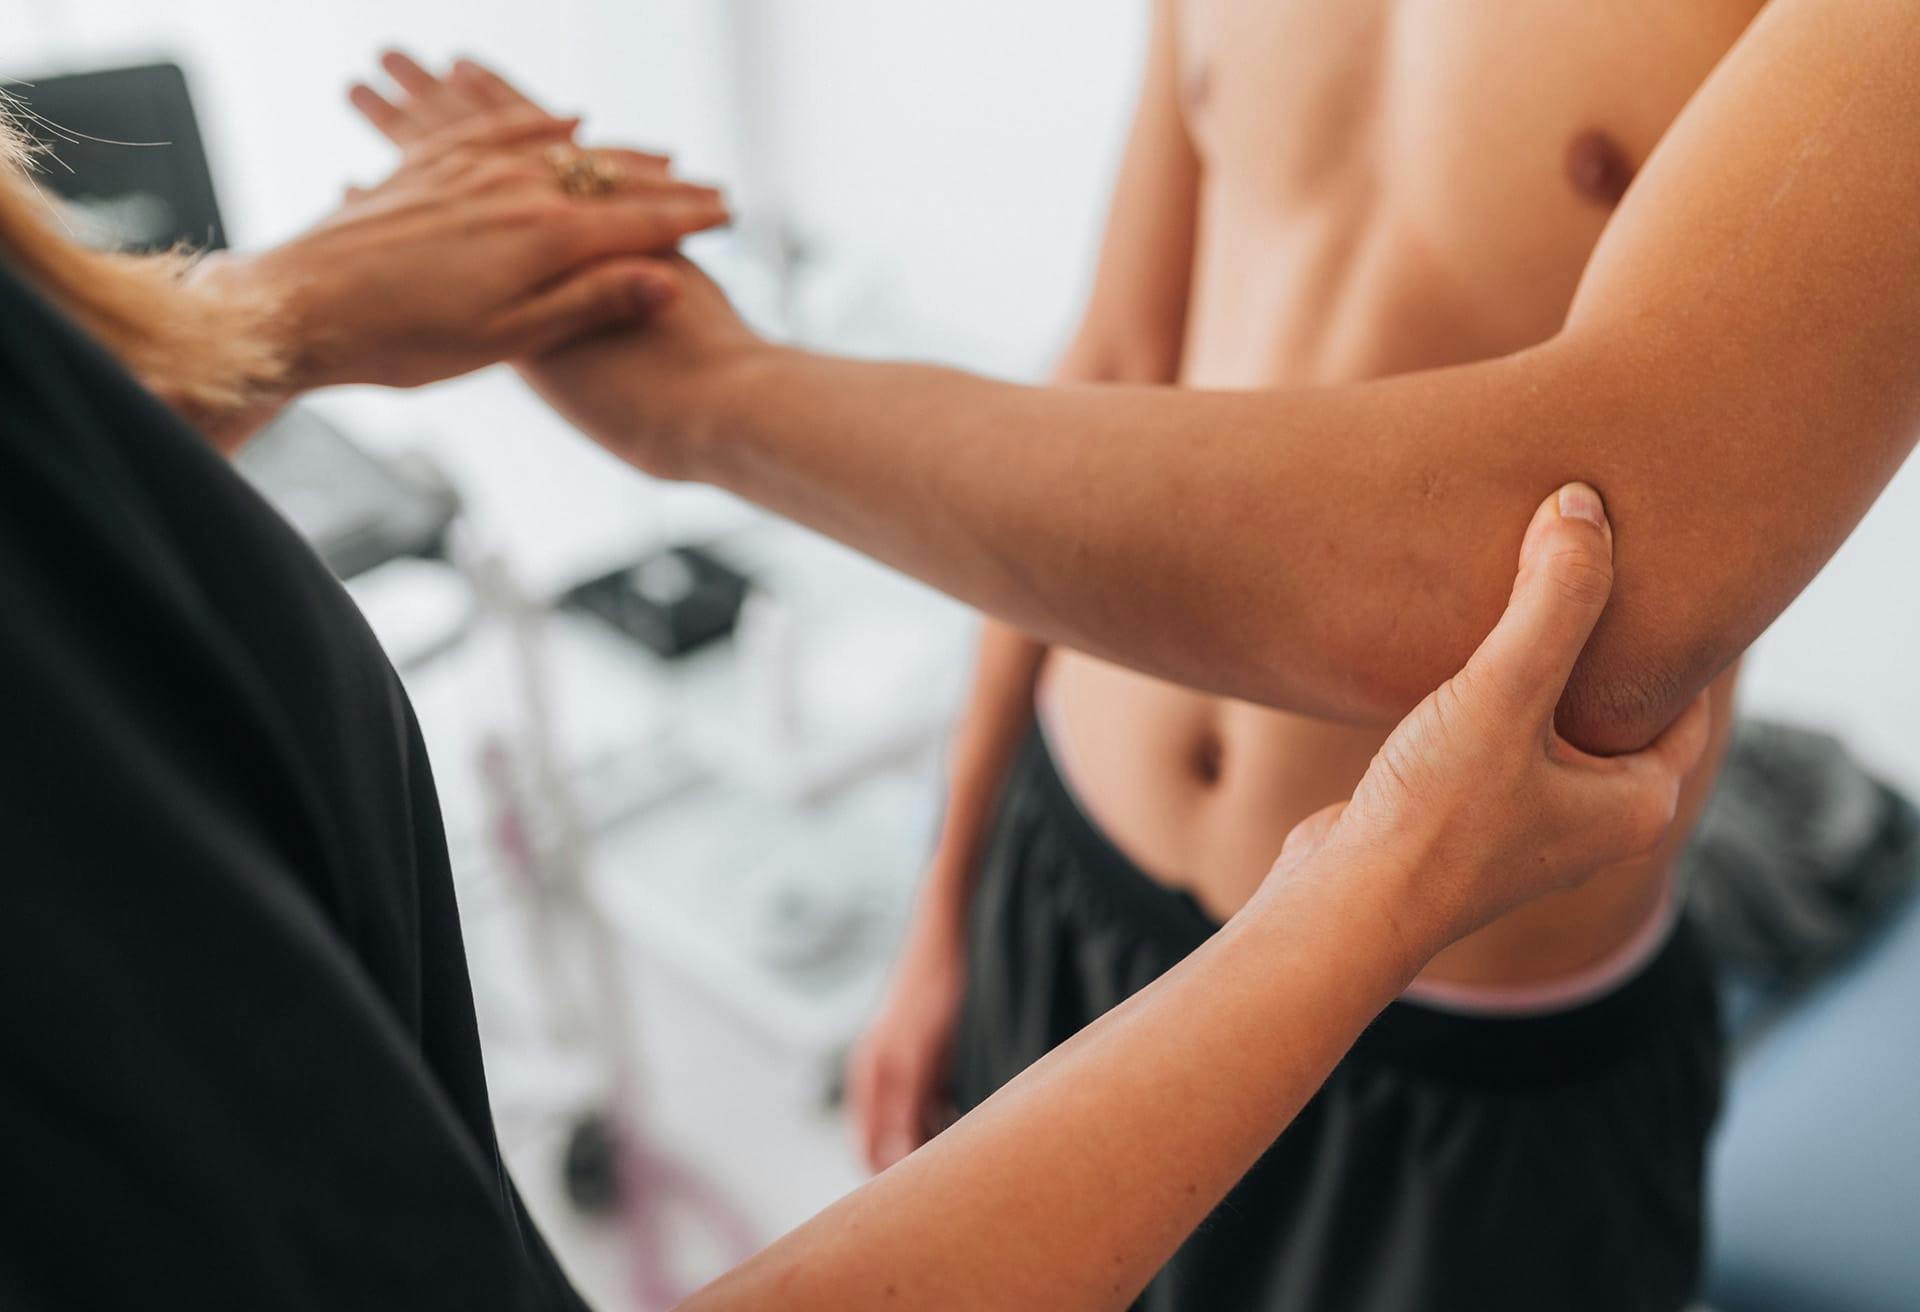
top-left (1175, 0), bottom-right (1765, 231)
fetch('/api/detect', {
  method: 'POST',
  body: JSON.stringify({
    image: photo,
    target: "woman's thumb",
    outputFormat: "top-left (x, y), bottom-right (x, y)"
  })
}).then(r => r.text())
top-left (1458, 483), bottom-right (1616, 715)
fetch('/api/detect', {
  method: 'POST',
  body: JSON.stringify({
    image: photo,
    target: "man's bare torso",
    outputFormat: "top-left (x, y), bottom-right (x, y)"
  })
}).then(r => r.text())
top-left (1046, 0), bottom-right (1762, 985)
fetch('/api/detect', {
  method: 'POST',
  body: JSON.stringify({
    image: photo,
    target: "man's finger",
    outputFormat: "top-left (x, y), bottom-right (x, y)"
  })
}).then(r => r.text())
top-left (878, 1078), bottom-right (923, 1170)
top-left (494, 257), bottom-right (679, 358)
top-left (1459, 483), bottom-right (1615, 717)
top-left (847, 1050), bottom-right (883, 1169)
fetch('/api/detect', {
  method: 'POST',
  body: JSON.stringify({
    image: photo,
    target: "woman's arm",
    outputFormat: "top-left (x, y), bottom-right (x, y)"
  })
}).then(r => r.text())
top-left (712, 830), bottom-right (1418, 1311)
top-left (684, 488), bottom-right (1709, 1310)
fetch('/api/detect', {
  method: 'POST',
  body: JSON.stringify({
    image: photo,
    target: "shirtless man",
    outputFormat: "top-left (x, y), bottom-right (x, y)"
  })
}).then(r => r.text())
top-left (355, 4), bottom-right (1920, 1306)
top-left (846, 5), bottom-right (1746, 1306)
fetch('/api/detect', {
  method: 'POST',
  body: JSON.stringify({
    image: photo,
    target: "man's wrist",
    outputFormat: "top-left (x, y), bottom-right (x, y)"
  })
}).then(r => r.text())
top-left (669, 341), bottom-right (802, 484)
top-left (909, 846), bottom-right (979, 935)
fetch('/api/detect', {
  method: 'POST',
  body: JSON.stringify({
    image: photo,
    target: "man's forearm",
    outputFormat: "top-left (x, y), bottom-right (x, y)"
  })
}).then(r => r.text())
top-left (913, 310), bottom-right (1181, 917)
top-left (685, 831), bottom-right (1420, 1311)
top-left (678, 337), bottom-right (1769, 753)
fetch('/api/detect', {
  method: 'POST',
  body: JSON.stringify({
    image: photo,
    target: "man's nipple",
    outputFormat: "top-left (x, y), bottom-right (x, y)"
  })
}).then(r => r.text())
top-left (1183, 61), bottom-right (1214, 119)
top-left (1565, 129), bottom-right (1635, 208)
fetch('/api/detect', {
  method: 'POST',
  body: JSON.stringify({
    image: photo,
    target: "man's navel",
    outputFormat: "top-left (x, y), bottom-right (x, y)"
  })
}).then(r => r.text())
top-left (1190, 729), bottom-right (1226, 787)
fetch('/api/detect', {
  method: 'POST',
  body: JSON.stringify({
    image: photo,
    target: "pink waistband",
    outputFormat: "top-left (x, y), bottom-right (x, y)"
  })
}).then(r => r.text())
top-left (1398, 889), bottom-right (1678, 1016)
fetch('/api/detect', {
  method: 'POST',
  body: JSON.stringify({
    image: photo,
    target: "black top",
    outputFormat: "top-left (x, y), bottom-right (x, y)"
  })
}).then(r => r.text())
top-left (0, 265), bottom-right (587, 1310)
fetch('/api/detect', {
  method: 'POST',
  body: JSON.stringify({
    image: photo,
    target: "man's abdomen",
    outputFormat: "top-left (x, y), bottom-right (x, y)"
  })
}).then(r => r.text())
top-left (1041, 646), bottom-right (1740, 990)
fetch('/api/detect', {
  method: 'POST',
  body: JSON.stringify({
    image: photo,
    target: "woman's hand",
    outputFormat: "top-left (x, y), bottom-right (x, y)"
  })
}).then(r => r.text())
top-left (203, 108), bottom-right (728, 397)
top-left (344, 52), bottom-right (760, 468)
top-left (350, 51), bottom-right (568, 149)
top-left (1268, 484), bottom-right (1712, 964)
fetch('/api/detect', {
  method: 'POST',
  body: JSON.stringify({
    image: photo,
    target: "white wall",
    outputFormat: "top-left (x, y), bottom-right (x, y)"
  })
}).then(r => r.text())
top-left (9, 0), bottom-right (1918, 790)
top-left (714, 1), bottom-right (1145, 371)
top-left (7, 0), bottom-right (1141, 371)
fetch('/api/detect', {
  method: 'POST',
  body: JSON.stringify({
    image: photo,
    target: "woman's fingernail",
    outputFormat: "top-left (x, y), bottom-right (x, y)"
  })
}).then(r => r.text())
top-left (1557, 483), bottom-right (1606, 527)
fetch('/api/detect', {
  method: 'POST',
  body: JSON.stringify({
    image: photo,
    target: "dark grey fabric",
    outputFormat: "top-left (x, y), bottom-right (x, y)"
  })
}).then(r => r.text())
top-left (1682, 720), bottom-right (1920, 1022)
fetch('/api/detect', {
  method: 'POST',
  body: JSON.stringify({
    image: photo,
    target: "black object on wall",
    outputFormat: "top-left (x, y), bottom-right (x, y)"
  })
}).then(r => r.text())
top-left (5, 62), bottom-right (468, 581)
top-left (4, 62), bottom-right (226, 251)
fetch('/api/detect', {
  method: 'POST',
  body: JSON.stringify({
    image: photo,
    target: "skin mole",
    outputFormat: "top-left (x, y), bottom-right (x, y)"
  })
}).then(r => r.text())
top-left (1565, 128), bottom-right (1636, 207)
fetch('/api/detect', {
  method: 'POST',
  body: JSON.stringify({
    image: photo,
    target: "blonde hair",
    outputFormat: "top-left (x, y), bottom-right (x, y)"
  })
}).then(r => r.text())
top-left (0, 99), bottom-right (283, 416)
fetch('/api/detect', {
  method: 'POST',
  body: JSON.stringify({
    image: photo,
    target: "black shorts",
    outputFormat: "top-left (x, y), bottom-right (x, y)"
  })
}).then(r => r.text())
top-left (953, 730), bottom-right (1724, 1312)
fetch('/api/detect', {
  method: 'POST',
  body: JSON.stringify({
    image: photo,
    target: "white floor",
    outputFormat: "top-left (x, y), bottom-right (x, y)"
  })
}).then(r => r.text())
top-left (487, 944), bottom-right (867, 1310)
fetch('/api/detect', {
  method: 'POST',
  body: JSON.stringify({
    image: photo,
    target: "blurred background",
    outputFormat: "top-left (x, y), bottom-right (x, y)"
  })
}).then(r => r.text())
top-left (8, 3), bottom-right (1918, 1309)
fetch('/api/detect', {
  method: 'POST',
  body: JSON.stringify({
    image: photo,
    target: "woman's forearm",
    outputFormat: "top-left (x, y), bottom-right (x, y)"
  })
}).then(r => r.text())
top-left (685, 833), bottom-right (1420, 1312)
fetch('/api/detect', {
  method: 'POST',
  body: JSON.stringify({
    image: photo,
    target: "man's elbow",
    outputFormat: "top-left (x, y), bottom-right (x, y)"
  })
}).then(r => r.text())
top-left (1325, 616), bottom-right (1714, 758)
top-left (1556, 644), bottom-right (1710, 756)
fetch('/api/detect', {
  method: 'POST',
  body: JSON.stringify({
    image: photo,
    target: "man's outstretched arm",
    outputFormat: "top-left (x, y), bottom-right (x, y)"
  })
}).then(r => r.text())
top-left (518, 0), bottom-right (1917, 754)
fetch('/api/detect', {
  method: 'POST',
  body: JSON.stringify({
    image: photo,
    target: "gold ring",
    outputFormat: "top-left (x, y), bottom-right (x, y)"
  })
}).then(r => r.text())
top-left (546, 146), bottom-right (626, 199)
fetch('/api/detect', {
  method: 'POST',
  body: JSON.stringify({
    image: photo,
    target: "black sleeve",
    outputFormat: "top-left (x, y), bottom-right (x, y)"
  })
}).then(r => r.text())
top-left (0, 275), bottom-right (584, 1310)
top-left (0, 575), bottom-right (575, 1312)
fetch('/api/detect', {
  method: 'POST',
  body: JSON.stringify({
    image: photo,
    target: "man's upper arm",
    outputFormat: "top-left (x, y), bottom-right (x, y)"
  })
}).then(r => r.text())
top-left (1058, 0), bottom-right (1201, 383)
top-left (1538, 0), bottom-right (1920, 747)
top-left (1169, 0), bottom-right (1920, 750)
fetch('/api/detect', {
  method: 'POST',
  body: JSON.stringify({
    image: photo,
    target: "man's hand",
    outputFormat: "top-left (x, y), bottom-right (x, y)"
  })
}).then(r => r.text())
top-left (845, 890), bottom-right (968, 1173)
top-left (1268, 485), bottom-right (1712, 962)
top-left (514, 255), bottom-right (764, 475)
